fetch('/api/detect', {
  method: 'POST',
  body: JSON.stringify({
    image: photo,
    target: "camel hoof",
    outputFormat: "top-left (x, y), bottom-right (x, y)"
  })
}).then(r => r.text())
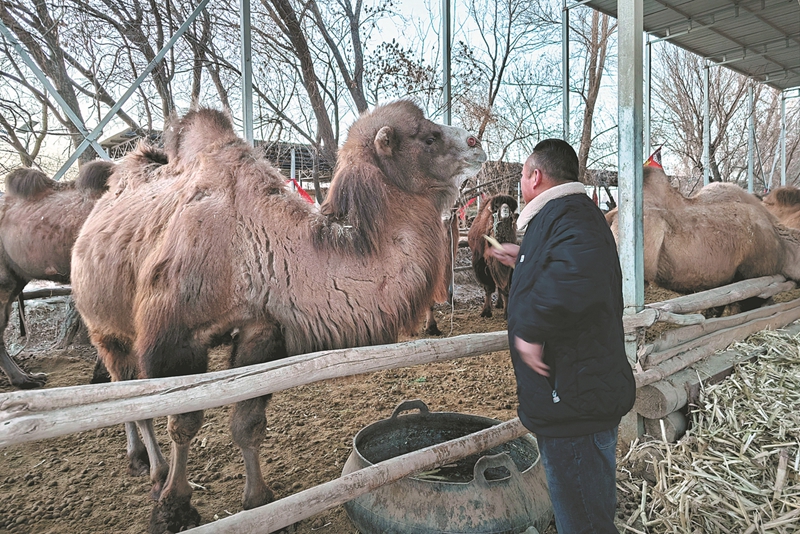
top-left (424, 325), bottom-right (442, 336)
top-left (243, 485), bottom-right (274, 510)
top-left (148, 494), bottom-right (201, 534)
top-left (12, 372), bottom-right (48, 389)
top-left (480, 309), bottom-right (492, 318)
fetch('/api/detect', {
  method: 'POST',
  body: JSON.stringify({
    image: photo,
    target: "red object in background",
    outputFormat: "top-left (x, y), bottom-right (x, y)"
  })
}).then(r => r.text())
top-left (644, 146), bottom-right (663, 169)
top-left (591, 186), bottom-right (599, 206)
top-left (458, 197), bottom-right (478, 221)
top-left (287, 179), bottom-right (315, 203)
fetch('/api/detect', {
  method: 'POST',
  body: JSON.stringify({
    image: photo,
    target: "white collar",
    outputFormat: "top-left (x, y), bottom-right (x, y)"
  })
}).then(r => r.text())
top-left (516, 181), bottom-right (587, 231)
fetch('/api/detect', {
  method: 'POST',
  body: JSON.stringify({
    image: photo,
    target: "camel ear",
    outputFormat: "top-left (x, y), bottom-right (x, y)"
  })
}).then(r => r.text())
top-left (374, 126), bottom-right (395, 157)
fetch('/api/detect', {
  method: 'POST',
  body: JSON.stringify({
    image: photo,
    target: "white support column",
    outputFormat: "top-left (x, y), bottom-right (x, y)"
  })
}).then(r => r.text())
top-left (781, 91), bottom-right (787, 186)
top-left (617, 0), bottom-right (644, 324)
top-left (644, 36), bottom-right (651, 158)
top-left (616, 0), bottom-right (645, 446)
top-left (441, 0), bottom-right (452, 126)
top-left (562, 0), bottom-right (570, 142)
top-left (703, 62), bottom-right (711, 185)
top-left (290, 147), bottom-right (296, 182)
top-left (748, 82), bottom-right (754, 194)
top-left (240, 0), bottom-right (254, 146)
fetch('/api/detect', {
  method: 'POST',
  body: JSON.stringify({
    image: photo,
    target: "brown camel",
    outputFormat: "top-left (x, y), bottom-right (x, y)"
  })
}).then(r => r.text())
top-left (70, 102), bottom-right (487, 533)
top-left (0, 161), bottom-right (113, 388)
top-left (605, 166), bottom-right (764, 226)
top-left (467, 194), bottom-right (518, 318)
top-left (763, 186), bottom-right (800, 229)
top-left (606, 167), bottom-right (800, 293)
top-left (422, 213), bottom-right (459, 335)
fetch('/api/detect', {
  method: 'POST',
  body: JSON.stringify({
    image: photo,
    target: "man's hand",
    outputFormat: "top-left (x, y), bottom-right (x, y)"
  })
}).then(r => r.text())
top-left (487, 243), bottom-right (520, 268)
top-left (514, 337), bottom-right (549, 377)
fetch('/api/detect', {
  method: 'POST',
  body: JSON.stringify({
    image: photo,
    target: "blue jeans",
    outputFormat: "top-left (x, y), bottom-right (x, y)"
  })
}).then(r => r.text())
top-left (537, 427), bottom-right (619, 534)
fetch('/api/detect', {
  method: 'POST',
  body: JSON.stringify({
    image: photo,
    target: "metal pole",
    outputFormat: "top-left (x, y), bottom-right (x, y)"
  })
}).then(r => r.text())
top-left (703, 62), bottom-right (710, 185)
top-left (240, 0), bottom-right (254, 146)
top-left (617, 0), bottom-right (645, 445)
top-left (13, 0), bottom-right (213, 180)
top-left (562, 0), bottom-right (570, 142)
top-left (781, 91), bottom-right (787, 186)
top-left (0, 20), bottom-right (111, 171)
top-left (748, 82), bottom-right (754, 194)
top-left (291, 147), bottom-right (296, 182)
top-left (644, 36), bottom-right (651, 158)
top-left (617, 0), bottom-right (644, 317)
top-left (442, 0), bottom-right (451, 126)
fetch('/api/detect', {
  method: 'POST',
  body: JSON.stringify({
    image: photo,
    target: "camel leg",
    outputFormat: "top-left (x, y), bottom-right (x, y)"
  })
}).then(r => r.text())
top-left (229, 321), bottom-right (286, 510)
top-left (481, 286), bottom-right (494, 318)
top-left (140, 330), bottom-right (207, 533)
top-left (495, 291), bottom-right (505, 310)
top-left (0, 278), bottom-right (46, 388)
top-left (148, 411), bottom-right (203, 533)
top-left (94, 336), bottom-right (162, 479)
top-left (423, 306), bottom-right (442, 336)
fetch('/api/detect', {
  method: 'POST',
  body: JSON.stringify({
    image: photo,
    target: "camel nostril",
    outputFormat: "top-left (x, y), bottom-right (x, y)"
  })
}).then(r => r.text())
top-left (467, 136), bottom-right (478, 148)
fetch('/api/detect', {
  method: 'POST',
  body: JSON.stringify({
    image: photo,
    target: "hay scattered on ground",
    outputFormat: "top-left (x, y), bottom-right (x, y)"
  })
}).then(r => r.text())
top-left (618, 329), bottom-right (800, 533)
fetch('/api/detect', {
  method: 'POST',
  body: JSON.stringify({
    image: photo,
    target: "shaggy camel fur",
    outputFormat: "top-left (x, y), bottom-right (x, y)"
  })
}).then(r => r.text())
top-left (606, 167), bottom-right (800, 293)
top-left (763, 186), bottom-right (800, 229)
top-left (467, 194), bottom-right (518, 318)
top-left (423, 213), bottom-right (459, 335)
top-left (0, 161), bottom-right (113, 388)
top-left (71, 102), bottom-right (486, 533)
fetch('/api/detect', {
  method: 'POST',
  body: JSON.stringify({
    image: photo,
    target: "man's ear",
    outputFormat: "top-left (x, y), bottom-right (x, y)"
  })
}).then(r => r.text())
top-left (374, 126), bottom-right (394, 157)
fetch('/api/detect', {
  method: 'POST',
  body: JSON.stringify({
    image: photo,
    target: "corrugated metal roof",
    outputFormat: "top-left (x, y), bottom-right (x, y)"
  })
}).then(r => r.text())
top-left (583, 0), bottom-right (800, 91)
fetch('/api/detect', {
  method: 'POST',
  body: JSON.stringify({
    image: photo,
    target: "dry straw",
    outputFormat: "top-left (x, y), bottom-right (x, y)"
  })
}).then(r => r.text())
top-left (618, 329), bottom-right (800, 533)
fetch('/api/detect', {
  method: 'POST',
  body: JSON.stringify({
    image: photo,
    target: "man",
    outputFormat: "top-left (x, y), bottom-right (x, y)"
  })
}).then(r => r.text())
top-left (490, 139), bottom-right (635, 533)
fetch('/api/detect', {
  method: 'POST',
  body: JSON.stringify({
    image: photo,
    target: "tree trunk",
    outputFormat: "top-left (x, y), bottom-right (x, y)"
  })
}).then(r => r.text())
top-left (577, 12), bottom-right (610, 183)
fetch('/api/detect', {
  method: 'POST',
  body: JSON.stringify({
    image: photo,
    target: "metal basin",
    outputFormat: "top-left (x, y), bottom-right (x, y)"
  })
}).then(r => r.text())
top-left (342, 400), bottom-right (553, 534)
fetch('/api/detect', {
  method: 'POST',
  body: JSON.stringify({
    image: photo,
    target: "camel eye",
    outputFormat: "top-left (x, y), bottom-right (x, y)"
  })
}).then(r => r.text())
top-left (425, 137), bottom-right (436, 145)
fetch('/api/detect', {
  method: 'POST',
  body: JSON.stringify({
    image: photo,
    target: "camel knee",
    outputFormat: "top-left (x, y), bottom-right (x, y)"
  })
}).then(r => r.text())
top-left (231, 396), bottom-right (270, 449)
top-left (167, 411), bottom-right (204, 445)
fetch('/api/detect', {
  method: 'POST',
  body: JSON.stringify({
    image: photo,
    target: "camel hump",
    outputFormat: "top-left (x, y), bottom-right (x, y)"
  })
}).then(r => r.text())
top-left (163, 107), bottom-right (238, 161)
top-left (76, 160), bottom-right (115, 192)
top-left (4, 167), bottom-right (56, 199)
top-left (773, 187), bottom-right (800, 207)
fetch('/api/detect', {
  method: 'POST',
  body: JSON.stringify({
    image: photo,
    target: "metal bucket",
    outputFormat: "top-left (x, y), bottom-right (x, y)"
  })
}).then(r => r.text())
top-left (342, 400), bottom-right (553, 534)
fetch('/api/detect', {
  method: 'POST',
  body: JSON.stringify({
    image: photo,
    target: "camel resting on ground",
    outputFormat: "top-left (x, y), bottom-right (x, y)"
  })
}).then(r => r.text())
top-left (71, 101), bottom-right (487, 533)
top-left (606, 167), bottom-right (800, 293)
top-left (763, 186), bottom-right (800, 229)
top-left (0, 161), bottom-right (113, 388)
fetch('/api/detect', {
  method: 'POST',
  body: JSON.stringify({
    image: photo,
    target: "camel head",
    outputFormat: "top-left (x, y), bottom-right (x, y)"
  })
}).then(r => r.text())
top-left (763, 186), bottom-right (800, 222)
top-left (336, 100), bottom-right (487, 213)
top-left (486, 194), bottom-right (518, 244)
top-left (321, 100), bottom-right (486, 254)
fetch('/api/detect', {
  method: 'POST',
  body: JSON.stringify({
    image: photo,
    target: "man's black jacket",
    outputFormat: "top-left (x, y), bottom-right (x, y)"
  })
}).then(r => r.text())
top-left (507, 192), bottom-right (636, 438)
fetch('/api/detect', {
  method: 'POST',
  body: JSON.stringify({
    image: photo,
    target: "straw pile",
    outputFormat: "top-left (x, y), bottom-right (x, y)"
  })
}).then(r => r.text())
top-left (618, 329), bottom-right (800, 533)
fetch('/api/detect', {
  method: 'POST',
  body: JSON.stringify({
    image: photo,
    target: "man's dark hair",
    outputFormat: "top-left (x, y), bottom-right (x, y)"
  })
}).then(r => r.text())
top-left (530, 138), bottom-right (579, 183)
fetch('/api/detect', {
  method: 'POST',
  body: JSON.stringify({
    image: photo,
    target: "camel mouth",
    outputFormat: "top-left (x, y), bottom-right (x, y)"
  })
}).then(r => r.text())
top-left (500, 204), bottom-right (511, 219)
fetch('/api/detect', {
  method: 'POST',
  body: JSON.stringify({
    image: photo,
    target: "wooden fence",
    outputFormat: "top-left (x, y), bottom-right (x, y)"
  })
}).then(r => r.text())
top-left (3, 274), bottom-right (800, 532)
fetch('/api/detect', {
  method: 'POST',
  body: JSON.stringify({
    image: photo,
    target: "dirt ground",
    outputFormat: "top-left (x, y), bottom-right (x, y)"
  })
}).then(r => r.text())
top-left (0, 265), bottom-right (689, 534)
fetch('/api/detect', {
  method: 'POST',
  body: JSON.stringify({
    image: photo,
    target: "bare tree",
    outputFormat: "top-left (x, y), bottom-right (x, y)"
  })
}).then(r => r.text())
top-left (652, 45), bottom-right (799, 192)
top-left (572, 9), bottom-right (615, 182)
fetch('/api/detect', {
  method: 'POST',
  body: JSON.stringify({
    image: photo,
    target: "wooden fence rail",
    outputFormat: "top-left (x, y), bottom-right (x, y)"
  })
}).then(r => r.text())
top-left (0, 332), bottom-right (509, 448)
